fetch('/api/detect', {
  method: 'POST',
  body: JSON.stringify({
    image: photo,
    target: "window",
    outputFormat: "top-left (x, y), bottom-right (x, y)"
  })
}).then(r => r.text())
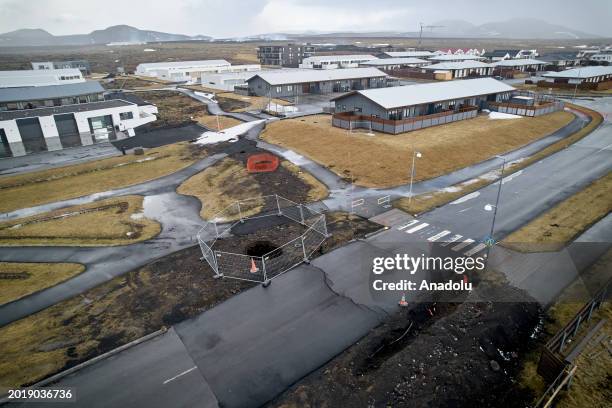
top-left (276, 86), bottom-right (282, 93)
top-left (287, 85), bottom-right (292, 92)
top-left (120, 111), bottom-right (134, 120)
top-left (354, 107), bottom-right (362, 113)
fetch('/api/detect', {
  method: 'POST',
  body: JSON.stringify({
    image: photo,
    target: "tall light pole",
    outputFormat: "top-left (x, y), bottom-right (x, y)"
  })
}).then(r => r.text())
top-left (483, 155), bottom-right (507, 263)
top-left (572, 66), bottom-right (582, 103)
top-left (408, 150), bottom-right (422, 206)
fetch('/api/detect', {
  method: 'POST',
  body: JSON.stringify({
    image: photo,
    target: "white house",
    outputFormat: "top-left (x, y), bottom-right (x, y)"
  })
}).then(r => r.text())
top-left (135, 60), bottom-right (260, 81)
top-left (298, 55), bottom-right (378, 69)
top-left (590, 53), bottom-right (612, 63)
top-left (200, 71), bottom-right (260, 91)
top-left (358, 58), bottom-right (430, 69)
top-left (0, 98), bottom-right (157, 157)
top-left (0, 69), bottom-right (85, 88)
top-left (542, 66), bottom-right (612, 84)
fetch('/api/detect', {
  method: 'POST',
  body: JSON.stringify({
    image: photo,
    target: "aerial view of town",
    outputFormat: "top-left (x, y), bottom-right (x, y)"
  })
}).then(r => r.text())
top-left (0, 0), bottom-right (610, 407)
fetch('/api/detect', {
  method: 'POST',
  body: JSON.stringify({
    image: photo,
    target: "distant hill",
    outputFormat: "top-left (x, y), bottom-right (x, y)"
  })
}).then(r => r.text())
top-left (0, 25), bottom-right (212, 47)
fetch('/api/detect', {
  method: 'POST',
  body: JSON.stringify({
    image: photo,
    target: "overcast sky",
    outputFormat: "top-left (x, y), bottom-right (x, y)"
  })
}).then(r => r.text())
top-left (0, 0), bottom-right (610, 37)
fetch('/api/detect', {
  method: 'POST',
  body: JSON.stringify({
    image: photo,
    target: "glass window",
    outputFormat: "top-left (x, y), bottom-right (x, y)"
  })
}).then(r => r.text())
top-left (119, 111), bottom-right (134, 120)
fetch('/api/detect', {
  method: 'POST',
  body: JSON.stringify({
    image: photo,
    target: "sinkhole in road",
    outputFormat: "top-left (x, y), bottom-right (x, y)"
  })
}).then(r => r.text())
top-left (246, 240), bottom-right (281, 258)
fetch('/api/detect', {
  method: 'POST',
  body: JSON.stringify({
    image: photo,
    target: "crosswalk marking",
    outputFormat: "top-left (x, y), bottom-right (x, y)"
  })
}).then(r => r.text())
top-left (406, 223), bottom-right (429, 234)
top-left (440, 234), bottom-right (462, 247)
top-left (427, 230), bottom-right (451, 242)
top-left (397, 220), bottom-right (419, 231)
top-left (451, 239), bottom-right (474, 252)
top-left (464, 243), bottom-right (487, 256)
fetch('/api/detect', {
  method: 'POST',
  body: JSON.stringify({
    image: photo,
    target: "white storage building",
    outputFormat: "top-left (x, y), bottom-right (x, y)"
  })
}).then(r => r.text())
top-left (298, 55), bottom-right (378, 69)
top-left (0, 69), bottom-right (84, 88)
top-left (135, 60), bottom-right (260, 81)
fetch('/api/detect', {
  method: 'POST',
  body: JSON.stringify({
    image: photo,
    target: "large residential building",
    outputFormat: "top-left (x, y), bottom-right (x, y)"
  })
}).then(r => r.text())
top-left (539, 52), bottom-right (579, 68)
top-left (245, 68), bottom-right (387, 97)
top-left (590, 52), bottom-right (612, 64)
top-left (257, 44), bottom-right (316, 67)
top-left (298, 55), bottom-right (377, 69)
top-left (427, 54), bottom-right (486, 63)
top-left (331, 78), bottom-right (515, 134)
top-left (0, 69), bottom-right (85, 88)
top-left (0, 98), bottom-right (157, 157)
top-left (0, 81), bottom-right (105, 111)
top-left (423, 61), bottom-right (493, 79)
top-left (542, 66), bottom-right (612, 85)
top-left (492, 59), bottom-right (547, 72)
top-left (135, 60), bottom-right (260, 81)
top-left (32, 60), bottom-right (92, 75)
top-left (379, 51), bottom-right (434, 59)
top-left (358, 58), bottom-right (430, 70)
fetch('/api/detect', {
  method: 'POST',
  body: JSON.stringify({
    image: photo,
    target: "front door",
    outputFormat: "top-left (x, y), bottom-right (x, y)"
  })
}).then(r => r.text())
top-left (0, 129), bottom-right (12, 158)
top-left (88, 115), bottom-right (115, 142)
top-left (17, 118), bottom-right (47, 153)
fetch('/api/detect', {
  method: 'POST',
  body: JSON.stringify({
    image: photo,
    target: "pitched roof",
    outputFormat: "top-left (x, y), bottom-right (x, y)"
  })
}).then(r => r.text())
top-left (360, 58), bottom-right (429, 66)
top-left (0, 99), bottom-right (133, 121)
top-left (247, 68), bottom-right (387, 85)
top-left (332, 78), bottom-right (515, 110)
top-left (423, 61), bottom-right (492, 70)
top-left (137, 60), bottom-right (230, 70)
top-left (382, 51), bottom-right (434, 58)
top-left (483, 50), bottom-right (520, 57)
top-left (542, 66), bottom-right (612, 79)
top-left (428, 54), bottom-right (485, 61)
top-left (302, 55), bottom-right (377, 63)
top-left (492, 59), bottom-right (547, 67)
top-left (0, 81), bottom-right (104, 103)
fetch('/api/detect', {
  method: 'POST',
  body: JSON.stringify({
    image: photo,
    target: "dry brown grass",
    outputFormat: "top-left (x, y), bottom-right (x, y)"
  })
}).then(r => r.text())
top-left (395, 103), bottom-right (604, 215)
top-left (261, 112), bottom-right (573, 188)
top-left (196, 114), bottom-right (243, 131)
top-left (216, 92), bottom-right (291, 112)
top-left (177, 157), bottom-right (264, 221)
top-left (0, 263), bottom-right (85, 306)
top-left (0, 142), bottom-right (206, 213)
top-left (281, 162), bottom-right (329, 202)
top-left (102, 75), bottom-right (170, 90)
top-left (503, 172), bottom-right (612, 252)
top-left (0, 195), bottom-right (161, 246)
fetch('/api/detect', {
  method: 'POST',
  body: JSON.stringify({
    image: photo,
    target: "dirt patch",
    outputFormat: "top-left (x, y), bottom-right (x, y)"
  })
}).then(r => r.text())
top-left (261, 112), bottom-right (574, 188)
top-left (0, 195), bottom-right (161, 246)
top-left (269, 279), bottom-right (541, 408)
top-left (179, 139), bottom-right (329, 221)
top-left (216, 92), bottom-right (291, 112)
top-left (0, 211), bottom-right (378, 389)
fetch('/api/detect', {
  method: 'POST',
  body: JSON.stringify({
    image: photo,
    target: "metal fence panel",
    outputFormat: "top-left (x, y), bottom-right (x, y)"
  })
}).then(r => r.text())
top-left (216, 251), bottom-right (265, 282)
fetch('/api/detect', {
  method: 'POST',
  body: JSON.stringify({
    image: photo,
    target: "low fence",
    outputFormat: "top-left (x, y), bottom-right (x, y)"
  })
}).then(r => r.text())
top-left (197, 195), bottom-right (328, 284)
top-left (487, 100), bottom-right (565, 117)
top-left (332, 106), bottom-right (478, 134)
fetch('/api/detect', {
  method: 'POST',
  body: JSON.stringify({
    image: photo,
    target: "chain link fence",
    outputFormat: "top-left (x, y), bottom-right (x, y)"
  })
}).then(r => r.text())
top-left (197, 194), bottom-right (328, 284)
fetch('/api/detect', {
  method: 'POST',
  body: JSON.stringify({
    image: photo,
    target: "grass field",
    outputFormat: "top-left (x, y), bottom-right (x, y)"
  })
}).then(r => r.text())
top-left (135, 90), bottom-right (242, 130)
top-left (102, 75), bottom-right (170, 90)
top-left (0, 142), bottom-right (206, 214)
top-left (177, 157), bottom-right (329, 221)
top-left (0, 195), bottom-right (161, 246)
top-left (0, 263), bottom-right (85, 306)
top-left (177, 157), bottom-right (264, 220)
top-left (216, 92), bottom-right (291, 112)
top-left (261, 112), bottom-right (573, 188)
top-left (395, 103), bottom-right (603, 215)
top-left (503, 172), bottom-right (612, 252)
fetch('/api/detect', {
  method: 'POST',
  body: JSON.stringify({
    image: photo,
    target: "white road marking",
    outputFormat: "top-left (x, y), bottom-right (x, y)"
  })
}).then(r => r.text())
top-left (163, 366), bottom-right (198, 385)
top-left (464, 243), bottom-right (487, 256)
top-left (440, 234), bottom-right (463, 247)
top-left (397, 220), bottom-right (419, 231)
top-left (451, 239), bottom-right (475, 252)
top-left (406, 223), bottom-right (429, 234)
top-left (595, 142), bottom-right (612, 154)
top-left (427, 230), bottom-right (451, 242)
top-left (502, 170), bottom-right (523, 184)
top-left (457, 207), bottom-right (471, 213)
top-left (450, 192), bottom-right (480, 205)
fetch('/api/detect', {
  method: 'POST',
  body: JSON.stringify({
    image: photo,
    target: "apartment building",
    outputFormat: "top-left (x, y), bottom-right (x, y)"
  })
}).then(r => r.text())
top-left (257, 44), bottom-right (316, 67)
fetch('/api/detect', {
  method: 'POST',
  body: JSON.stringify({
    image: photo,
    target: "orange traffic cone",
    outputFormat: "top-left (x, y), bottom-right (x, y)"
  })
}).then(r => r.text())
top-left (398, 293), bottom-right (409, 307)
top-left (250, 258), bottom-right (259, 274)
top-left (463, 274), bottom-right (468, 284)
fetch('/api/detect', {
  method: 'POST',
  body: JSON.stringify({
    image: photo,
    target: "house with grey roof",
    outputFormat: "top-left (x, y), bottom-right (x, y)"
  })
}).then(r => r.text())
top-left (245, 68), bottom-right (388, 97)
top-left (422, 61), bottom-right (493, 79)
top-left (0, 81), bottom-right (157, 158)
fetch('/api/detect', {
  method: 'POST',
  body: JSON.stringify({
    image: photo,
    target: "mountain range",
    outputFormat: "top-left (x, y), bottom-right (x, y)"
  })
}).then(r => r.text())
top-left (0, 18), bottom-right (603, 48)
top-left (0, 25), bottom-right (212, 47)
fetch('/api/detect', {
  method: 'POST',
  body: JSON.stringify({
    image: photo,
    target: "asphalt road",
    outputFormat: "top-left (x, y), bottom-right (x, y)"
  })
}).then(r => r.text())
top-left (7, 328), bottom-right (218, 408)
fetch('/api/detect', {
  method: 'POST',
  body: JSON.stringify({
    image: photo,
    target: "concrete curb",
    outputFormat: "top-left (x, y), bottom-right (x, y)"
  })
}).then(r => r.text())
top-left (0, 327), bottom-right (168, 405)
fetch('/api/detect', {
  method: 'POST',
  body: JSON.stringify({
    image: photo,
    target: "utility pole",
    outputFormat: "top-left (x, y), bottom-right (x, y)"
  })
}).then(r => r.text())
top-left (417, 23), bottom-right (444, 50)
top-left (408, 150), bottom-right (422, 206)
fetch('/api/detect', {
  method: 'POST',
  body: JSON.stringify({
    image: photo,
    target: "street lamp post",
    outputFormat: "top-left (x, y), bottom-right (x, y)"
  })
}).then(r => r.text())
top-left (408, 150), bottom-right (422, 206)
top-left (484, 155), bottom-right (507, 263)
